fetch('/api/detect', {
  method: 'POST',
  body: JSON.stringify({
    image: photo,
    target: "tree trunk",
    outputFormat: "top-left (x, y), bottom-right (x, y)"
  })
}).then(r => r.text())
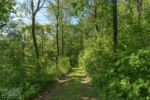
top-left (112, 0), bottom-right (118, 53)
top-left (136, 0), bottom-right (142, 19)
top-left (94, 0), bottom-right (98, 39)
top-left (80, 34), bottom-right (83, 50)
top-left (41, 30), bottom-right (44, 56)
top-left (61, 24), bottom-right (64, 56)
top-left (22, 33), bottom-right (25, 59)
top-left (94, 8), bottom-right (98, 32)
top-left (56, 0), bottom-right (60, 66)
top-left (32, 14), bottom-right (39, 58)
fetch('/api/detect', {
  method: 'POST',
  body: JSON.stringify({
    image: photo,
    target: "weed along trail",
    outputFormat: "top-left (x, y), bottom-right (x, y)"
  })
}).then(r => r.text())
top-left (34, 68), bottom-right (100, 100)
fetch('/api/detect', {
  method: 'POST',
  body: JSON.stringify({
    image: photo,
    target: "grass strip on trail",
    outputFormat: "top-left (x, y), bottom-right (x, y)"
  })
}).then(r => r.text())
top-left (34, 68), bottom-right (101, 100)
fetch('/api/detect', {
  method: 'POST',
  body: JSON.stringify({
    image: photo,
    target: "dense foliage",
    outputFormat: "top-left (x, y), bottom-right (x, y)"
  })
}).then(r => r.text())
top-left (0, 24), bottom-right (71, 99)
top-left (79, 39), bottom-right (150, 100)
top-left (0, 0), bottom-right (150, 100)
top-left (78, 0), bottom-right (150, 100)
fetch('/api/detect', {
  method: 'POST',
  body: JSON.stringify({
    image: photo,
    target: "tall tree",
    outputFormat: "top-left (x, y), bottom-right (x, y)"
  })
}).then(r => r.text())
top-left (94, 0), bottom-right (98, 39)
top-left (41, 28), bottom-right (44, 56)
top-left (61, 23), bottom-right (64, 56)
top-left (31, 0), bottom-right (46, 58)
top-left (112, 0), bottom-right (118, 53)
top-left (56, 0), bottom-right (60, 66)
top-left (136, 0), bottom-right (142, 19)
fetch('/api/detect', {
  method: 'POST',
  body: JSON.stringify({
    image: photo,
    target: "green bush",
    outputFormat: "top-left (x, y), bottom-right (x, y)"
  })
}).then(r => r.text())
top-left (58, 57), bottom-right (71, 75)
top-left (114, 47), bottom-right (150, 100)
top-left (79, 36), bottom-right (114, 94)
top-left (79, 37), bottom-right (150, 100)
top-left (0, 56), bottom-right (71, 100)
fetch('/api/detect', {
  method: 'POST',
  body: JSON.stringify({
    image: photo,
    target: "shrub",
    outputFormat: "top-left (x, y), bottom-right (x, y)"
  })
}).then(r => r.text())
top-left (79, 36), bottom-right (150, 100)
top-left (79, 36), bottom-right (114, 92)
top-left (0, 56), bottom-right (71, 100)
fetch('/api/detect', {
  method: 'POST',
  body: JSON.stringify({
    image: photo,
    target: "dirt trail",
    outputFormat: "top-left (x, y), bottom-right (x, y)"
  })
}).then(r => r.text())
top-left (34, 68), bottom-right (101, 100)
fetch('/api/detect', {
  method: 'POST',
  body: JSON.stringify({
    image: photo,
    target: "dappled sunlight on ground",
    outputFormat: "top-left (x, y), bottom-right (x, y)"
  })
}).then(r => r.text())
top-left (34, 68), bottom-right (101, 100)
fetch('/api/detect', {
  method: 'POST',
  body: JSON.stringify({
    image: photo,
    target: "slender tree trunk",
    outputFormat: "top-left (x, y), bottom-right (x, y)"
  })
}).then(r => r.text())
top-left (30, 0), bottom-right (46, 59)
top-left (112, 0), bottom-right (118, 54)
top-left (41, 31), bottom-right (44, 56)
top-left (32, 14), bottom-right (39, 58)
top-left (61, 24), bottom-right (64, 56)
top-left (56, 0), bottom-right (60, 66)
top-left (80, 34), bottom-right (83, 50)
top-left (136, 0), bottom-right (142, 19)
top-left (22, 33), bottom-right (25, 59)
top-left (94, 7), bottom-right (98, 32)
top-left (94, 0), bottom-right (98, 39)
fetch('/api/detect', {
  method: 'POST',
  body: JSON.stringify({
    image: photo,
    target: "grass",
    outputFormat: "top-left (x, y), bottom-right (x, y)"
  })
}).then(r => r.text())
top-left (36, 67), bottom-right (101, 100)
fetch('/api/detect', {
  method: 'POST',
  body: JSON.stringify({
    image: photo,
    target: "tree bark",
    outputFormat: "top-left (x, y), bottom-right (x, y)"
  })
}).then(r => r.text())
top-left (94, 7), bottom-right (98, 32)
top-left (136, 0), bottom-right (142, 19)
top-left (22, 33), bottom-right (25, 59)
top-left (31, 0), bottom-right (39, 59)
top-left (112, 0), bottom-right (118, 53)
top-left (61, 24), bottom-right (64, 56)
top-left (30, 0), bottom-right (46, 58)
top-left (32, 14), bottom-right (39, 58)
top-left (41, 30), bottom-right (44, 56)
top-left (56, 0), bottom-right (60, 66)
top-left (94, 0), bottom-right (98, 39)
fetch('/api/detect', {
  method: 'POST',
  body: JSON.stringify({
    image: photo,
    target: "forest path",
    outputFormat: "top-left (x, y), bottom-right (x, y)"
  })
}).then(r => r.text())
top-left (34, 68), bottom-right (101, 100)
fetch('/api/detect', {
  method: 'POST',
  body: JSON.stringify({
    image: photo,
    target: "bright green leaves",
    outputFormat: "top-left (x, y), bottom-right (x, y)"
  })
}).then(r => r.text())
top-left (113, 48), bottom-right (150, 99)
top-left (79, 35), bottom-right (150, 100)
top-left (78, 36), bottom-right (113, 85)
top-left (71, 0), bottom-right (89, 16)
top-left (71, 2), bottom-right (83, 16)
top-left (0, 0), bottom-right (16, 24)
top-left (129, 48), bottom-right (150, 72)
top-left (3, 6), bottom-right (10, 12)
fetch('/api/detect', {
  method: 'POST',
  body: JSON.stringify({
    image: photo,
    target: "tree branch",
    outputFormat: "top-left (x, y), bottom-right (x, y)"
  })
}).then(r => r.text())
top-left (0, 24), bottom-right (7, 28)
top-left (35, 0), bottom-right (46, 15)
